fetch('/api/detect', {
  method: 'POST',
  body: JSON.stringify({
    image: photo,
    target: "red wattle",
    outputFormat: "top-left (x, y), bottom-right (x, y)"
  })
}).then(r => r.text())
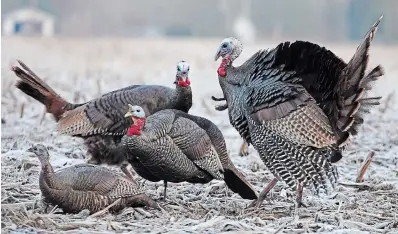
top-left (217, 67), bottom-right (226, 77)
top-left (177, 80), bottom-right (190, 87)
top-left (127, 126), bottom-right (141, 136)
top-left (127, 117), bottom-right (145, 136)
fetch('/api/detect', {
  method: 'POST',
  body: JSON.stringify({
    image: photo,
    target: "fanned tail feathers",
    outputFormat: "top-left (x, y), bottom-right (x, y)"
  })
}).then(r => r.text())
top-left (336, 16), bottom-right (385, 146)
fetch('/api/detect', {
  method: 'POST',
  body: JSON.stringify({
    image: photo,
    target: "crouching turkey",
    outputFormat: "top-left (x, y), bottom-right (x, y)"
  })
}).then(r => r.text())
top-left (27, 144), bottom-right (159, 214)
top-left (11, 60), bottom-right (192, 181)
top-left (110, 104), bottom-right (258, 200)
top-left (213, 16), bottom-right (385, 208)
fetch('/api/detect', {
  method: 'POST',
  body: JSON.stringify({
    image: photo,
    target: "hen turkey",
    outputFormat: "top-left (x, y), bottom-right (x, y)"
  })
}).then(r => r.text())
top-left (28, 144), bottom-right (159, 214)
top-left (11, 60), bottom-right (192, 180)
top-left (110, 104), bottom-right (258, 200)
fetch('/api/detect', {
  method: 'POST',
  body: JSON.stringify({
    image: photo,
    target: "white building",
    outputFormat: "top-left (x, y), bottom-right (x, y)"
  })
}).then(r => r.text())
top-left (2, 7), bottom-right (55, 37)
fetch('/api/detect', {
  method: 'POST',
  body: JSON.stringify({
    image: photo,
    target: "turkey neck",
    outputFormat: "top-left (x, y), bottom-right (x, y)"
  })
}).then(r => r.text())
top-left (40, 160), bottom-right (58, 189)
top-left (174, 84), bottom-right (192, 113)
top-left (217, 53), bottom-right (260, 105)
top-left (217, 65), bottom-right (243, 108)
top-left (128, 117), bottom-right (145, 136)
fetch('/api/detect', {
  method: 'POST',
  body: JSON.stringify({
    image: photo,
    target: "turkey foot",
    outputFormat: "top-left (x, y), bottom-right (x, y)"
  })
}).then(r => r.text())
top-left (238, 141), bottom-right (249, 156)
top-left (211, 96), bottom-right (226, 101)
top-left (292, 182), bottom-right (306, 221)
top-left (247, 178), bottom-right (278, 209)
top-left (356, 151), bottom-right (375, 183)
top-left (215, 103), bottom-right (228, 111)
top-left (211, 96), bottom-right (228, 111)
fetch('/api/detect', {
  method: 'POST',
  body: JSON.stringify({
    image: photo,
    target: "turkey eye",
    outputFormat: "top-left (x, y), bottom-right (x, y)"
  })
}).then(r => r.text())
top-left (222, 43), bottom-right (228, 48)
top-left (177, 67), bottom-right (181, 71)
top-left (137, 110), bottom-right (140, 112)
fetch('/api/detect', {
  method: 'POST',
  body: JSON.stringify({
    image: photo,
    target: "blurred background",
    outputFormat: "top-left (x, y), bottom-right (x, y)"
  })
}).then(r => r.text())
top-left (1, 0), bottom-right (397, 116)
top-left (1, 0), bottom-right (397, 43)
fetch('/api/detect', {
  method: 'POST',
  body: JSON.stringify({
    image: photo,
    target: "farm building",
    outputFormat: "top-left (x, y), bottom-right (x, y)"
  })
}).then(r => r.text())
top-left (2, 7), bottom-right (55, 37)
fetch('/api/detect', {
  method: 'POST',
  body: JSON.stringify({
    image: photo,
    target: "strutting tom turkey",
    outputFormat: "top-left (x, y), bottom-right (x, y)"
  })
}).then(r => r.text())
top-left (11, 60), bottom-right (192, 181)
top-left (27, 144), bottom-right (159, 214)
top-left (213, 16), bottom-right (384, 208)
top-left (108, 104), bottom-right (258, 200)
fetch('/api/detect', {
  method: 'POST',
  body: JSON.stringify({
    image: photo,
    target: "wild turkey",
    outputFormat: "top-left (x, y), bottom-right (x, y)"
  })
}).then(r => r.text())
top-left (27, 144), bottom-right (159, 214)
top-left (112, 104), bottom-right (258, 200)
top-left (11, 60), bottom-right (192, 181)
top-left (213, 16), bottom-right (384, 207)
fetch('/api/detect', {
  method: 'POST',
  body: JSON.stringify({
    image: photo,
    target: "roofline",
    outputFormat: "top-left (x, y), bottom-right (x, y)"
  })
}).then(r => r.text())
top-left (3, 7), bottom-right (55, 20)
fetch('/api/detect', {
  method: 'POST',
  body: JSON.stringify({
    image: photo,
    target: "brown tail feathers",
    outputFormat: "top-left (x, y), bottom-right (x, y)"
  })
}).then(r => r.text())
top-left (336, 16), bottom-right (385, 147)
top-left (11, 60), bottom-right (72, 121)
top-left (224, 167), bottom-right (258, 200)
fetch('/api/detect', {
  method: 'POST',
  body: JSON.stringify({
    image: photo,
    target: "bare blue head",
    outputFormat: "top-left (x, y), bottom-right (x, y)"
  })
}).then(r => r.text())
top-left (214, 37), bottom-right (243, 63)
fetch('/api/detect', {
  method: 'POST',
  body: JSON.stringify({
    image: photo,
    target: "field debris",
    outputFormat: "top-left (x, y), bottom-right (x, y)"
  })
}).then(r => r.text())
top-left (2, 38), bottom-right (398, 233)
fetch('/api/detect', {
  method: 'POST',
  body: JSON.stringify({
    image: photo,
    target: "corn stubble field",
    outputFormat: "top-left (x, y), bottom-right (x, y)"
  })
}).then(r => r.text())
top-left (1, 37), bottom-right (398, 234)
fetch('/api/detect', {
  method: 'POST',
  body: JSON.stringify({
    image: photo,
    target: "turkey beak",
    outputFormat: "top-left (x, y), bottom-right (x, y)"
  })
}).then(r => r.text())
top-left (125, 104), bottom-right (135, 118)
top-left (214, 48), bottom-right (222, 61)
top-left (124, 111), bottom-right (134, 118)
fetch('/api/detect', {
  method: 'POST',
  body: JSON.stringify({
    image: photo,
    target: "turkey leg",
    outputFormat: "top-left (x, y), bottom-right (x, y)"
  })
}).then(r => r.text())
top-left (295, 182), bottom-right (307, 208)
top-left (162, 181), bottom-right (168, 200)
top-left (247, 177), bottom-right (278, 208)
top-left (238, 140), bottom-right (249, 156)
top-left (356, 151), bottom-right (375, 183)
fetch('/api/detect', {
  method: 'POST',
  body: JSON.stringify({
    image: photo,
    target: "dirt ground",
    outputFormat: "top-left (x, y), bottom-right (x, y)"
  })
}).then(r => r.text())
top-left (1, 37), bottom-right (398, 233)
